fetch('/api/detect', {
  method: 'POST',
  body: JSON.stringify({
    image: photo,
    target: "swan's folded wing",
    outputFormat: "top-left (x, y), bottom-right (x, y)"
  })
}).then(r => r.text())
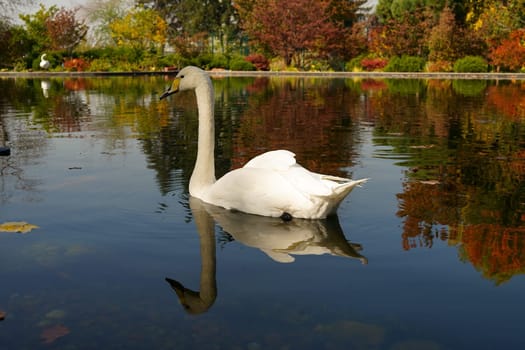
top-left (204, 167), bottom-right (314, 217)
top-left (243, 150), bottom-right (296, 170)
top-left (243, 150), bottom-right (338, 196)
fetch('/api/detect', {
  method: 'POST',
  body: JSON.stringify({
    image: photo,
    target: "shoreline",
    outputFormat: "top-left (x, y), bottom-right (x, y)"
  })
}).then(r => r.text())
top-left (1, 70), bottom-right (525, 80)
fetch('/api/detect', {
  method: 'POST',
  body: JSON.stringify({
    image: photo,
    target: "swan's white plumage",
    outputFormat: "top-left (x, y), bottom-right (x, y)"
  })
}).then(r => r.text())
top-left (161, 66), bottom-right (367, 219)
top-left (39, 54), bottom-right (50, 69)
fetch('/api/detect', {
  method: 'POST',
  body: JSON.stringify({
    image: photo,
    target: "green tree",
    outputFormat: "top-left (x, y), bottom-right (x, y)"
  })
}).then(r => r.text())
top-left (18, 4), bottom-right (58, 60)
top-left (83, 0), bottom-right (131, 46)
top-left (376, 0), bottom-right (446, 22)
top-left (140, 0), bottom-right (241, 54)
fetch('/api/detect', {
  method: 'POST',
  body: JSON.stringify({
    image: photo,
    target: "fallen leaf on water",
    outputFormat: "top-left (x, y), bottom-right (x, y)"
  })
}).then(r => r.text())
top-left (418, 180), bottom-right (441, 185)
top-left (0, 310), bottom-right (6, 320)
top-left (409, 144), bottom-right (435, 149)
top-left (40, 324), bottom-right (70, 344)
top-left (0, 221), bottom-right (39, 234)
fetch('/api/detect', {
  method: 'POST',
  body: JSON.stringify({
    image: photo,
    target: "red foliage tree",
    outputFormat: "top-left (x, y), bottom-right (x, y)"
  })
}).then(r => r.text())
top-left (239, 0), bottom-right (341, 68)
top-left (489, 29), bottom-right (525, 72)
top-left (45, 7), bottom-right (87, 53)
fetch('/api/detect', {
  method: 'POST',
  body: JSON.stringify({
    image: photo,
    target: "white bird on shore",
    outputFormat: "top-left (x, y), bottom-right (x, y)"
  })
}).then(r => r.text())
top-left (160, 66), bottom-right (367, 219)
top-left (39, 54), bottom-right (50, 69)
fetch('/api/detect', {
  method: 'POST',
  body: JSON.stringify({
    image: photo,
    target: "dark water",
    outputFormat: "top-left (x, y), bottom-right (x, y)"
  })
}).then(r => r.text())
top-left (1, 75), bottom-right (524, 349)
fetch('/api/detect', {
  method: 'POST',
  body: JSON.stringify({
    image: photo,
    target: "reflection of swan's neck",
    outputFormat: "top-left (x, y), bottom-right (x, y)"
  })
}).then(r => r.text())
top-left (167, 200), bottom-right (217, 314)
top-left (194, 207), bottom-right (217, 306)
top-left (189, 82), bottom-right (216, 198)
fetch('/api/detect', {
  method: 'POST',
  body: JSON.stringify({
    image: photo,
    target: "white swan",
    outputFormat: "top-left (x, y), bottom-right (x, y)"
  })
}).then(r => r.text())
top-left (39, 54), bottom-right (50, 69)
top-left (160, 66), bottom-right (367, 219)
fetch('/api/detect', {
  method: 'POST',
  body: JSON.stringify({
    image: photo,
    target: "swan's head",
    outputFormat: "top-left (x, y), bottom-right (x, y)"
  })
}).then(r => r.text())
top-left (41, 54), bottom-right (47, 60)
top-left (160, 66), bottom-right (209, 100)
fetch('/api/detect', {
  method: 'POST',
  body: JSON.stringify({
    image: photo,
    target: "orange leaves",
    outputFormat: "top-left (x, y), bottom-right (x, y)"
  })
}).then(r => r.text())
top-left (489, 29), bottom-right (525, 71)
top-left (460, 225), bottom-right (525, 284)
top-left (63, 58), bottom-right (89, 72)
top-left (40, 324), bottom-right (70, 344)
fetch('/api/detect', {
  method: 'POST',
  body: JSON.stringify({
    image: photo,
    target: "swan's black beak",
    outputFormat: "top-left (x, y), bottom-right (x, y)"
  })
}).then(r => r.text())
top-left (160, 88), bottom-right (175, 100)
top-left (160, 78), bottom-right (181, 100)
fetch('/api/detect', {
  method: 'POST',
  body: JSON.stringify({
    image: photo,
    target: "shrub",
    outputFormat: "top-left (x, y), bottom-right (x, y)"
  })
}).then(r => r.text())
top-left (345, 54), bottom-right (367, 71)
top-left (64, 58), bottom-right (89, 71)
top-left (229, 56), bottom-right (255, 71)
top-left (245, 53), bottom-right (269, 71)
top-left (360, 57), bottom-right (388, 71)
top-left (88, 58), bottom-right (112, 72)
top-left (384, 55), bottom-right (425, 72)
top-left (209, 54), bottom-right (229, 69)
top-left (453, 56), bottom-right (488, 73)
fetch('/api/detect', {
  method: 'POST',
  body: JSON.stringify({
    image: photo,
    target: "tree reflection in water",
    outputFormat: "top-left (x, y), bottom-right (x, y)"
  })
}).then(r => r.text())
top-left (2, 75), bottom-right (525, 285)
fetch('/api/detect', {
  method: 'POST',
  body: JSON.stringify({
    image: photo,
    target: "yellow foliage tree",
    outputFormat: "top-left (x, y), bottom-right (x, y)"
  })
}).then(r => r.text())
top-left (109, 5), bottom-right (167, 52)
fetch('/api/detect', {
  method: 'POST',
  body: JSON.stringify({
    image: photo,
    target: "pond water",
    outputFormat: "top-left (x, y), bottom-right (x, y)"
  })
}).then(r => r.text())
top-left (0, 74), bottom-right (524, 349)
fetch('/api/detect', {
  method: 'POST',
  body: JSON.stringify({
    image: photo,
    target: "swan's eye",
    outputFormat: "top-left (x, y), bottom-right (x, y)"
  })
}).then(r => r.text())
top-left (180, 75), bottom-right (185, 79)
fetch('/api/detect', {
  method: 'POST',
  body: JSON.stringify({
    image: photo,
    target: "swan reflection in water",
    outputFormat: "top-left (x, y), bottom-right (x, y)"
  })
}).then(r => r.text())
top-left (166, 197), bottom-right (367, 314)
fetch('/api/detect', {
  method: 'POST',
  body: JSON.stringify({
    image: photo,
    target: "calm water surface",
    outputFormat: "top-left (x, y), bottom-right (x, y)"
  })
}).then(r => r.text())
top-left (1, 75), bottom-right (524, 349)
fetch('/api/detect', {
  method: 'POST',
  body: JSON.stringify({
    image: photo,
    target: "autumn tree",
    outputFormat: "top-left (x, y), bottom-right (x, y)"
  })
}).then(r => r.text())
top-left (370, 5), bottom-right (435, 58)
top-left (428, 6), bottom-right (485, 66)
top-left (46, 7), bottom-right (87, 53)
top-left (239, 0), bottom-right (341, 68)
top-left (326, 0), bottom-right (370, 62)
top-left (489, 29), bottom-right (525, 72)
top-left (109, 5), bottom-right (167, 52)
top-left (472, 2), bottom-right (522, 50)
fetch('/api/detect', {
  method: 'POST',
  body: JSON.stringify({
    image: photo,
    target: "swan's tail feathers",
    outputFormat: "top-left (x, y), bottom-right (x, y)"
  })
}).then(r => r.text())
top-left (321, 175), bottom-right (369, 186)
top-left (320, 177), bottom-right (368, 216)
top-left (337, 178), bottom-right (368, 196)
top-left (331, 178), bottom-right (369, 193)
top-left (349, 178), bottom-right (369, 187)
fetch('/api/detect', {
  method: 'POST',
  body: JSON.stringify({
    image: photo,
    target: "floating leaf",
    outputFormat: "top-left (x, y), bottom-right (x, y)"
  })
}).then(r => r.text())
top-left (40, 324), bottom-right (70, 344)
top-left (0, 221), bottom-right (39, 234)
top-left (409, 144), bottom-right (435, 149)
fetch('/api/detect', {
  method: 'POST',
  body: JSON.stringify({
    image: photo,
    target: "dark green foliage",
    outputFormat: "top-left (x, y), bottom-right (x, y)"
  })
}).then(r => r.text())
top-left (229, 56), bottom-right (255, 71)
top-left (453, 56), bottom-right (488, 73)
top-left (384, 55), bottom-right (426, 72)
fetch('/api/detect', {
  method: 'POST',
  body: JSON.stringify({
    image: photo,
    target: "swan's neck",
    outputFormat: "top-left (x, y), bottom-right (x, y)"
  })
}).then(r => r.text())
top-left (189, 81), bottom-right (216, 198)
